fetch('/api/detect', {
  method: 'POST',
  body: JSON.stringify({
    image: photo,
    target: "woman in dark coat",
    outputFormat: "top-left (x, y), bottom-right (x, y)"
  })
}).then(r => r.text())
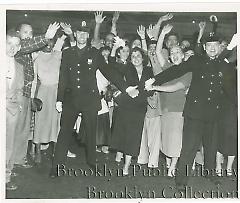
top-left (111, 47), bottom-right (154, 175)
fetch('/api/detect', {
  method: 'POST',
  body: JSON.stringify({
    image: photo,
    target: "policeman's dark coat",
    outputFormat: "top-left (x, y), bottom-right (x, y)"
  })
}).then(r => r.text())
top-left (57, 46), bottom-right (127, 111)
top-left (153, 54), bottom-right (235, 121)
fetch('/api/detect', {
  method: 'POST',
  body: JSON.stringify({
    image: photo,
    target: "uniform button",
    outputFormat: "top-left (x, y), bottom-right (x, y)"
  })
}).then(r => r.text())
top-left (209, 89), bottom-right (212, 92)
top-left (77, 71), bottom-right (80, 74)
top-left (77, 64), bottom-right (80, 66)
top-left (208, 97), bottom-right (211, 101)
top-left (210, 82), bottom-right (213, 85)
top-left (77, 78), bottom-right (80, 81)
top-left (77, 86), bottom-right (80, 88)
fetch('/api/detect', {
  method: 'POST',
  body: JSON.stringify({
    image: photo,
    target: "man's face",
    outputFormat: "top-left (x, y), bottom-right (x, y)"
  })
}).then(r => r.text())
top-left (132, 39), bottom-right (141, 49)
top-left (166, 35), bottom-right (178, 49)
top-left (105, 34), bottom-right (114, 48)
top-left (6, 36), bottom-right (21, 57)
top-left (131, 50), bottom-right (143, 67)
top-left (148, 44), bottom-right (157, 55)
top-left (170, 46), bottom-right (184, 65)
top-left (205, 41), bottom-right (221, 58)
top-left (19, 24), bottom-right (33, 39)
top-left (75, 30), bottom-right (89, 45)
top-left (218, 40), bottom-right (228, 55)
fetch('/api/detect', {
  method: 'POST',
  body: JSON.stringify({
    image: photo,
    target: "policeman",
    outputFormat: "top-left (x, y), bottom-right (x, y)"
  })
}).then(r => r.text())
top-left (50, 21), bottom-right (138, 177)
top-left (145, 34), bottom-right (235, 191)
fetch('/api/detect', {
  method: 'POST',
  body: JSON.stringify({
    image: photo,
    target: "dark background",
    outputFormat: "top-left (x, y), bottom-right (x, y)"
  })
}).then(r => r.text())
top-left (6, 10), bottom-right (237, 42)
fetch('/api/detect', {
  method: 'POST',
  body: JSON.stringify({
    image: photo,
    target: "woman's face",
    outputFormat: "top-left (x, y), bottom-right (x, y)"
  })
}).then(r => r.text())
top-left (119, 46), bottom-right (130, 61)
top-left (131, 50), bottom-right (143, 67)
top-left (132, 39), bottom-right (142, 49)
top-left (170, 46), bottom-right (184, 65)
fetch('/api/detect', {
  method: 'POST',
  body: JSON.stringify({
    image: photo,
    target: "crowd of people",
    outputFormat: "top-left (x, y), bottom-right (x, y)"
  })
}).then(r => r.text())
top-left (6, 11), bottom-right (237, 193)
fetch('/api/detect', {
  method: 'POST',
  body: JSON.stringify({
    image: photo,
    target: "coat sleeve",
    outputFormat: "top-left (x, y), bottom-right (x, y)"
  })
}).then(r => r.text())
top-left (97, 54), bottom-right (128, 93)
top-left (57, 50), bottom-right (69, 102)
top-left (17, 35), bottom-right (48, 55)
top-left (153, 56), bottom-right (195, 86)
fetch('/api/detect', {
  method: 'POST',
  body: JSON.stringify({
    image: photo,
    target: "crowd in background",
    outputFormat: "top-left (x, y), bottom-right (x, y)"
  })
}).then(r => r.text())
top-left (6, 11), bottom-right (237, 192)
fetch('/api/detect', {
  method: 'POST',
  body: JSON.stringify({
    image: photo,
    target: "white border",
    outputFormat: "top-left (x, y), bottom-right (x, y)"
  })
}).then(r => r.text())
top-left (0, 2), bottom-right (239, 203)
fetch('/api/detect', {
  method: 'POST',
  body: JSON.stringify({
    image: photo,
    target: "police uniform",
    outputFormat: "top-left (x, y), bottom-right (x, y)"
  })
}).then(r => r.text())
top-left (52, 24), bottom-right (127, 172)
top-left (153, 41), bottom-right (235, 187)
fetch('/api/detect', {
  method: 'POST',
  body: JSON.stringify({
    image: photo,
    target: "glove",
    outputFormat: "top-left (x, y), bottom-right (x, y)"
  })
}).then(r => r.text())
top-left (56, 101), bottom-right (63, 112)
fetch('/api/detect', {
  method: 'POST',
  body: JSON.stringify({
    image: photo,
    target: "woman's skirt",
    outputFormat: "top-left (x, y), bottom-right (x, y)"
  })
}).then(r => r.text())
top-left (160, 112), bottom-right (183, 157)
top-left (33, 84), bottom-right (60, 144)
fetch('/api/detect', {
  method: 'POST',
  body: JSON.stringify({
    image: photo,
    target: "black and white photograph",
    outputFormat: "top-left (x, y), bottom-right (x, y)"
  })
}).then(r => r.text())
top-left (1, 1), bottom-right (239, 200)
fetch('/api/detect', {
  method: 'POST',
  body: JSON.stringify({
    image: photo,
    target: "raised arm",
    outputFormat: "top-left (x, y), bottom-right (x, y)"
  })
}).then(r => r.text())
top-left (154, 13), bottom-right (173, 39)
top-left (195, 21), bottom-right (206, 55)
top-left (18, 22), bottom-right (60, 54)
top-left (60, 22), bottom-right (75, 46)
top-left (111, 11), bottom-right (120, 36)
top-left (155, 24), bottom-right (173, 67)
top-left (93, 11), bottom-right (106, 42)
top-left (137, 25), bottom-right (147, 52)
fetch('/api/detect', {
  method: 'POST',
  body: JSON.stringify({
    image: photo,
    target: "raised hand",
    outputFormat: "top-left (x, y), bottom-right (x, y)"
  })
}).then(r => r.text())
top-left (159, 13), bottom-right (173, 22)
top-left (137, 25), bottom-right (146, 40)
top-left (199, 21), bottom-right (206, 32)
top-left (126, 86), bottom-right (139, 98)
top-left (112, 11), bottom-right (120, 24)
top-left (145, 78), bottom-right (156, 91)
top-left (161, 24), bottom-right (173, 35)
top-left (146, 24), bottom-right (154, 39)
top-left (60, 22), bottom-right (73, 35)
top-left (94, 11), bottom-right (106, 24)
top-left (56, 101), bottom-right (63, 112)
top-left (45, 22), bottom-right (60, 39)
top-left (113, 36), bottom-right (125, 48)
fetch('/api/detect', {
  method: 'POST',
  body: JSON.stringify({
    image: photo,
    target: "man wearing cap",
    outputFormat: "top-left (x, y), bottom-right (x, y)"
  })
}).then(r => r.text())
top-left (50, 21), bottom-right (138, 177)
top-left (145, 34), bottom-right (236, 191)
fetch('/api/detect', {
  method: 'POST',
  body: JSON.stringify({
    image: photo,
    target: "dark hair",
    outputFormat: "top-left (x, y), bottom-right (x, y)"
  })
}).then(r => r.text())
top-left (115, 44), bottom-right (130, 59)
top-left (130, 46), bottom-right (148, 66)
top-left (7, 28), bottom-right (20, 38)
top-left (99, 45), bottom-right (111, 53)
top-left (16, 22), bottom-right (32, 32)
top-left (166, 32), bottom-right (180, 41)
top-left (130, 34), bottom-right (141, 48)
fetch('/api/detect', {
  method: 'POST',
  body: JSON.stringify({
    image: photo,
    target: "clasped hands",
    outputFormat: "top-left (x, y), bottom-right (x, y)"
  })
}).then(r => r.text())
top-left (125, 78), bottom-right (156, 99)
